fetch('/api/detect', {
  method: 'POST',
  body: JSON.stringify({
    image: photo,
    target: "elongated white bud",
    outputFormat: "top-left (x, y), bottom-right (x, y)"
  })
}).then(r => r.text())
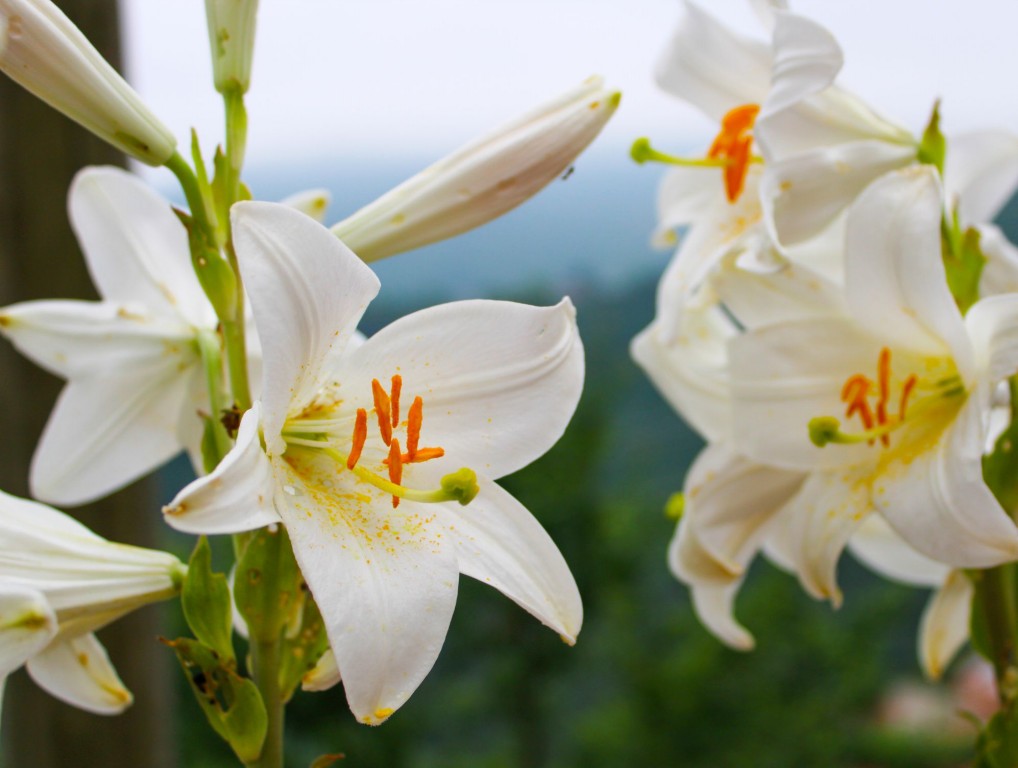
top-left (205, 0), bottom-right (258, 94)
top-left (332, 76), bottom-right (620, 262)
top-left (0, 0), bottom-right (176, 165)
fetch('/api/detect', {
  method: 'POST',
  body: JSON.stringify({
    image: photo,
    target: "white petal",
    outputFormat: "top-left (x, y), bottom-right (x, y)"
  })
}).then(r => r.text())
top-left (0, 299), bottom-right (196, 379)
top-left (163, 405), bottom-right (280, 535)
top-left (729, 317), bottom-right (880, 470)
top-left (273, 466), bottom-right (458, 724)
top-left (761, 139), bottom-right (917, 247)
top-left (919, 571), bottom-right (972, 681)
top-left (341, 298), bottom-right (583, 480)
top-left (844, 165), bottom-right (972, 372)
top-left (655, 1), bottom-right (771, 122)
top-left (68, 167), bottom-right (213, 328)
top-left (847, 516), bottom-right (949, 587)
top-left (874, 384), bottom-right (1018, 568)
top-left (748, 0), bottom-right (788, 31)
top-left (653, 166), bottom-right (728, 247)
top-left (631, 316), bottom-right (732, 444)
top-left (435, 476), bottom-right (581, 643)
top-left (0, 586), bottom-right (56, 676)
top-left (27, 633), bottom-right (132, 714)
top-left (302, 648), bottom-right (341, 692)
top-left (31, 363), bottom-right (198, 506)
top-left (966, 294), bottom-right (1018, 383)
top-left (231, 202), bottom-right (380, 453)
top-left (766, 469), bottom-right (869, 605)
top-left (280, 188), bottom-right (331, 223)
top-left (978, 225), bottom-right (1018, 298)
top-left (763, 12), bottom-right (842, 117)
top-left (674, 443), bottom-right (805, 575)
top-left (691, 580), bottom-right (755, 651)
top-left (944, 131), bottom-right (1018, 224)
top-left (756, 86), bottom-right (914, 162)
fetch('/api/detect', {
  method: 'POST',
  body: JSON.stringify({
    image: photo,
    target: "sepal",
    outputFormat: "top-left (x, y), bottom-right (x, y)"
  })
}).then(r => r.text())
top-left (181, 537), bottom-right (236, 664)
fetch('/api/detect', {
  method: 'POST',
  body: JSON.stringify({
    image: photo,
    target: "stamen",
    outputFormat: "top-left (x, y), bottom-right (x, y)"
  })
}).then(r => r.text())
top-left (842, 376), bottom-right (874, 430)
top-left (371, 379), bottom-right (392, 446)
top-left (876, 347), bottom-right (892, 444)
top-left (390, 375), bottom-right (402, 429)
top-left (347, 408), bottom-right (368, 470)
top-left (407, 396), bottom-right (423, 460)
top-left (388, 438), bottom-right (403, 508)
top-left (900, 375), bottom-right (918, 418)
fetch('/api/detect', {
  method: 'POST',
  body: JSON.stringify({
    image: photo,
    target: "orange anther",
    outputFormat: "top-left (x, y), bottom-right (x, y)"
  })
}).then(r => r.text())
top-left (347, 408), bottom-right (368, 470)
top-left (708, 104), bottom-right (760, 203)
top-left (388, 438), bottom-right (403, 508)
top-left (372, 379), bottom-right (392, 446)
top-left (410, 447), bottom-right (444, 463)
top-left (900, 375), bottom-right (918, 420)
top-left (390, 375), bottom-right (402, 429)
top-left (407, 396), bottom-right (423, 460)
top-left (876, 347), bottom-right (892, 425)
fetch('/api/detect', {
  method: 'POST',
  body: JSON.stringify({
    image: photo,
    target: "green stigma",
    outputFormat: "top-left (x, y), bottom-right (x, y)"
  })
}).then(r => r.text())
top-left (441, 468), bottom-right (480, 506)
top-left (665, 492), bottom-right (685, 521)
top-left (808, 416), bottom-right (843, 448)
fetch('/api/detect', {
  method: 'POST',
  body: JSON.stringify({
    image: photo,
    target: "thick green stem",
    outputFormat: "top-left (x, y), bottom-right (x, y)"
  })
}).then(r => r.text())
top-left (248, 637), bottom-right (285, 768)
top-left (977, 565), bottom-right (1018, 703)
top-left (224, 88), bottom-right (248, 207)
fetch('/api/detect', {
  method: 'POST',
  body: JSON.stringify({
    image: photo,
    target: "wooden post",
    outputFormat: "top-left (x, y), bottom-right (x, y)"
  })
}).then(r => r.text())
top-left (0, 1), bottom-right (176, 766)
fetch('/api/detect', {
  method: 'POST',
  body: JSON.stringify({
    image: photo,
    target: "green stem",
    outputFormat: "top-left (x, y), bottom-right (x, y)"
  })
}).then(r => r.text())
top-left (248, 636), bottom-right (285, 768)
top-left (223, 316), bottom-right (252, 412)
top-left (195, 329), bottom-right (233, 464)
top-left (224, 88), bottom-right (248, 206)
top-left (978, 565), bottom-right (1018, 703)
top-left (166, 152), bottom-right (216, 237)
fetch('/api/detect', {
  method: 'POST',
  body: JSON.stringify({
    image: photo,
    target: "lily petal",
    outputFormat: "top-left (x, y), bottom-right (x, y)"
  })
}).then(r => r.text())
top-left (919, 570), bottom-right (972, 681)
top-left (273, 466), bottom-right (459, 725)
top-left (847, 515), bottom-right (949, 587)
top-left (26, 632), bottom-right (132, 714)
top-left (31, 363), bottom-right (197, 506)
top-left (655, 1), bottom-right (771, 122)
top-left (874, 382), bottom-right (1018, 568)
top-left (302, 648), bottom-right (341, 693)
top-left (163, 405), bottom-right (279, 535)
top-left (978, 225), bottom-right (1018, 298)
top-left (965, 294), bottom-right (1018, 383)
top-left (763, 12), bottom-right (842, 118)
top-left (231, 201), bottom-right (380, 453)
top-left (434, 475), bottom-right (582, 643)
top-left (69, 167), bottom-right (213, 328)
top-left (844, 166), bottom-right (972, 371)
top-left (761, 139), bottom-right (917, 248)
top-left (0, 586), bottom-right (56, 676)
top-left (280, 188), bottom-right (331, 223)
top-left (341, 298), bottom-right (583, 479)
top-left (944, 131), bottom-right (1018, 224)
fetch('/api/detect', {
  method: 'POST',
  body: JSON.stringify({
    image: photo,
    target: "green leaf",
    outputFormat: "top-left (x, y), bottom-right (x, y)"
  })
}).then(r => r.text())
top-left (279, 588), bottom-right (330, 702)
top-left (234, 526), bottom-right (303, 643)
top-left (182, 537), bottom-right (236, 664)
top-left (165, 637), bottom-right (267, 764)
top-left (976, 704), bottom-right (1018, 767)
top-left (918, 99), bottom-right (946, 174)
top-left (942, 218), bottom-right (987, 315)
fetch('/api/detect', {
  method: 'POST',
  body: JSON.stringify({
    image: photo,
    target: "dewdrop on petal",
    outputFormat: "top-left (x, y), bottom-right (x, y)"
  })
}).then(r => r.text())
top-left (0, 0), bottom-right (176, 165)
top-left (331, 76), bottom-right (620, 261)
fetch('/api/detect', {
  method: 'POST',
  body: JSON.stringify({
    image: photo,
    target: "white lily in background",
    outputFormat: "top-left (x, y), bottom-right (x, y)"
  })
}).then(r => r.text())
top-left (0, 585), bottom-right (56, 718)
top-left (671, 449), bottom-right (972, 680)
top-left (0, 488), bottom-right (185, 714)
top-left (164, 202), bottom-right (584, 725)
top-left (0, 166), bottom-right (218, 506)
top-left (728, 166), bottom-right (1018, 588)
top-left (0, 0), bottom-right (176, 165)
top-left (331, 76), bottom-right (619, 261)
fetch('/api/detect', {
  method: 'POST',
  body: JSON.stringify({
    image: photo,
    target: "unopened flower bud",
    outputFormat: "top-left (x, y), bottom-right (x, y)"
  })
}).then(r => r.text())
top-left (332, 76), bottom-right (621, 261)
top-left (0, 0), bottom-right (177, 165)
top-left (205, 0), bottom-right (258, 95)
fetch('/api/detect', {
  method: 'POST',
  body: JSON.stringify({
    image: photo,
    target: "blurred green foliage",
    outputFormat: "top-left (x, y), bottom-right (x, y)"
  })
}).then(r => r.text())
top-left (171, 278), bottom-right (974, 768)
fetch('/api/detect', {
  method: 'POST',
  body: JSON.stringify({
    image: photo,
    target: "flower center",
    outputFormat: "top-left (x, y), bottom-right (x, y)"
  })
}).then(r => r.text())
top-left (808, 347), bottom-right (965, 449)
top-left (281, 374), bottom-right (478, 508)
top-left (629, 103), bottom-right (762, 203)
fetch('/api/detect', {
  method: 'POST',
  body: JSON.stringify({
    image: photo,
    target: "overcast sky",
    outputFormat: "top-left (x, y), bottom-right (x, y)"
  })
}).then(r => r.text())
top-left (121, 0), bottom-right (1018, 178)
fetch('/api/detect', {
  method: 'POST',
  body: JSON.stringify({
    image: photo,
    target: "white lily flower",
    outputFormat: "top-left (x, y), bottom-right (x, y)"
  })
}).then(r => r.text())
top-left (0, 489), bottom-right (185, 714)
top-left (164, 202), bottom-right (584, 725)
top-left (205, 0), bottom-right (258, 94)
top-left (0, 166), bottom-right (218, 506)
top-left (331, 76), bottom-right (619, 262)
top-left (728, 166), bottom-right (1018, 585)
top-left (0, 585), bottom-right (56, 719)
top-left (0, 0), bottom-right (176, 165)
